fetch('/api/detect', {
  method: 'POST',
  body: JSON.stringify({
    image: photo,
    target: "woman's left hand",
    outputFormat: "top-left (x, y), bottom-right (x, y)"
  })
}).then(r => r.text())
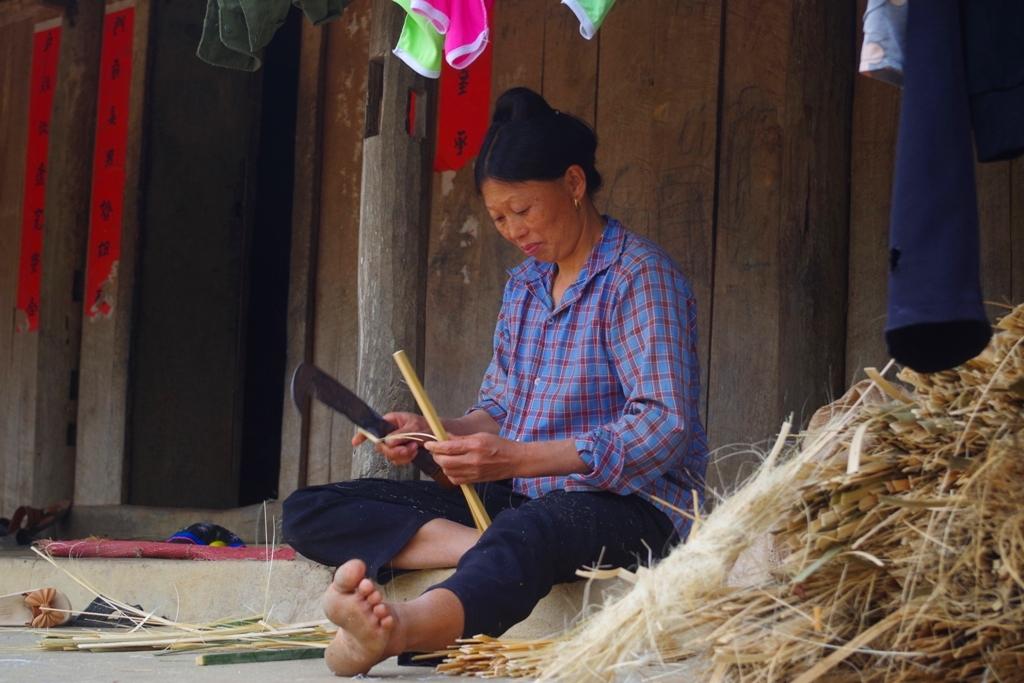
top-left (424, 433), bottom-right (522, 485)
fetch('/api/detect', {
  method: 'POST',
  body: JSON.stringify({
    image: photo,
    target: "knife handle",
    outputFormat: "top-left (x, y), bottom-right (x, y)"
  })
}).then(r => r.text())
top-left (412, 446), bottom-right (456, 490)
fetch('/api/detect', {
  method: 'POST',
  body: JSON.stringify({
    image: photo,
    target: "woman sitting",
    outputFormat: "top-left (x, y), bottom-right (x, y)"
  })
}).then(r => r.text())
top-left (282, 86), bottom-right (709, 676)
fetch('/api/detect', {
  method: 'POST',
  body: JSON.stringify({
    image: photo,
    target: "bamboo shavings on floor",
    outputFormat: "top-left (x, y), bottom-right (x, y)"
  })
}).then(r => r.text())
top-left (25, 545), bottom-right (334, 661)
top-left (36, 616), bottom-right (334, 654)
top-left (434, 304), bottom-right (1024, 681)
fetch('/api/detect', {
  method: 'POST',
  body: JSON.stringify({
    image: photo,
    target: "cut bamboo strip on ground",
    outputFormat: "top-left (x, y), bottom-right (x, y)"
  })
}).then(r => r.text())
top-left (195, 647), bottom-right (325, 666)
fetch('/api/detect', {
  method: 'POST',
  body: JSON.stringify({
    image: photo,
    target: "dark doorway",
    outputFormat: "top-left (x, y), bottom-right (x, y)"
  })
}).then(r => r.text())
top-left (238, 9), bottom-right (301, 505)
top-left (128, 1), bottom-right (298, 508)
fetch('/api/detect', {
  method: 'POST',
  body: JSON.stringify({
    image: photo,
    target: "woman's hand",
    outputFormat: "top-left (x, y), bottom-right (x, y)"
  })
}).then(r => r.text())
top-left (351, 411), bottom-right (431, 466)
top-left (423, 433), bottom-right (524, 485)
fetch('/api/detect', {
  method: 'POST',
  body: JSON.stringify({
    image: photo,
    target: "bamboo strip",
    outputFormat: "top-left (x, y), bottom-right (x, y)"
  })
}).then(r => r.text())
top-left (195, 647), bottom-right (325, 666)
top-left (77, 625), bottom-right (325, 650)
top-left (393, 350), bottom-right (491, 531)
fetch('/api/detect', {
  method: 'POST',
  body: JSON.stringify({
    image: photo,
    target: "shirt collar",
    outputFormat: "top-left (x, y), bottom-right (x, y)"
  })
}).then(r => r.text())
top-left (507, 217), bottom-right (625, 286)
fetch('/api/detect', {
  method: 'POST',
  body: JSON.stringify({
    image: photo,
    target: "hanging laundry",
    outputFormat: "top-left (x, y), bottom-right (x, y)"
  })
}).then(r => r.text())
top-left (859, 0), bottom-right (907, 87)
top-left (197, 0), bottom-right (350, 72)
top-left (962, 0), bottom-right (1024, 162)
top-left (410, 0), bottom-right (492, 70)
top-left (561, 0), bottom-right (617, 40)
top-left (885, 0), bottom-right (990, 373)
top-left (859, 0), bottom-right (1024, 162)
top-left (882, 0), bottom-right (1024, 372)
top-left (393, 0), bottom-right (445, 78)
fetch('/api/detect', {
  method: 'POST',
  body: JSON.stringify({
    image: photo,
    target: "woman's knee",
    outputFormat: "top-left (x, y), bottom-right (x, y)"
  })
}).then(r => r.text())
top-left (281, 488), bottom-right (313, 545)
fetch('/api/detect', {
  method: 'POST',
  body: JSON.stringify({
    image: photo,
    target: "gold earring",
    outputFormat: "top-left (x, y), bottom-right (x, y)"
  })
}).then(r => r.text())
top-left (573, 198), bottom-right (580, 210)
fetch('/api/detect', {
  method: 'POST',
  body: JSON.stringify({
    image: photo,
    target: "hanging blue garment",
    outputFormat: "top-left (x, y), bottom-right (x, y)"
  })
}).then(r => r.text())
top-left (885, 0), bottom-right (990, 373)
top-left (963, 0), bottom-right (1024, 162)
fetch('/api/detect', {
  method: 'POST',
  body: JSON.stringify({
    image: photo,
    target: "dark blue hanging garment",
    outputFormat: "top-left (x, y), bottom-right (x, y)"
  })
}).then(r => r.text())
top-left (885, 0), bottom-right (991, 373)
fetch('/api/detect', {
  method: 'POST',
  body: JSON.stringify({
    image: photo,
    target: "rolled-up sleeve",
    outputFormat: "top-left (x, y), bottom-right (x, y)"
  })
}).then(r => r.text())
top-left (469, 300), bottom-right (511, 426)
top-left (571, 258), bottom-right (699, 494)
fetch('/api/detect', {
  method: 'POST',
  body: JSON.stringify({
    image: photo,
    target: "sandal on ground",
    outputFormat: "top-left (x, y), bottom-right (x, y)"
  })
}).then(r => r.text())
top-left (7, 500), bottom-right (72, 545)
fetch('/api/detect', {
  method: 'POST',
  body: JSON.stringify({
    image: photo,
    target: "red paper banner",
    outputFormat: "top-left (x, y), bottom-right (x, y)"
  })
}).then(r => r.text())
top-left (15, 21), bottom-right (62, 333)
top-left (84, 3), bottom-right (134, 319)
top-left (434, 17), bottom-right (493, 172)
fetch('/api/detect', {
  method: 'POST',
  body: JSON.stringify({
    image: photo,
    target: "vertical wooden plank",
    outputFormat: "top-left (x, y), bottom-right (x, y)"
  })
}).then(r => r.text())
top-left (307, 1), bottom-right (370, 486)
top-left (595, 0), bottom-right (721, 416)
top-left (541, 1), bottom-right (598, 122)
top-left (278, 20), bottom-right (327, 498)
top-left (845, 77), bottom-right (899, 381)
top-left (845, 0), bottom-right (895, 382)
top-left (707, 0), bottom-right (853, 492)
top-left (75, 0), bottom-right (151, 505)
top-left (425, 1), bottom-right (545, 421)
top-left (708, 0), bottom-right (789, 489)
top-left (353, 0), bottom-right (437, 480)
top-left (775, 0), bottom-right (854, 438)
top-left (975, 161), bottom-right (1013, 312)
top-left (1013, 159), bottom-right (1024, 305)
top-left (0, 18), bottom-right (34, 515)
top-left (30, 0), bottom-right (105, 505)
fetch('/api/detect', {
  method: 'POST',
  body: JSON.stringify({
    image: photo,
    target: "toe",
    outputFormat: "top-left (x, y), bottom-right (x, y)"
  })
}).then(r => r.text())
top-left (372, 603), bottom-right (389, 620)
top-left (366, 590), bottom-right (383, 607)
top-left (356, 578), bottom-right (376, 598)
top-left (333, 560), bottom-right (367, 592)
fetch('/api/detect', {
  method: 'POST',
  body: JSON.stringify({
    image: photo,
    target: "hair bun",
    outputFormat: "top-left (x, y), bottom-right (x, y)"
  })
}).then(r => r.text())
top-left (476, 87), bottom-right (603, 195)
top-left (491, 87), bottom-right (556, 124)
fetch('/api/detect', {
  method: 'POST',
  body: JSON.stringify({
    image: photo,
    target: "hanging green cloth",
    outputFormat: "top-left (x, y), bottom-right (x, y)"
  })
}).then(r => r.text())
top-left (392, 0), bottom-right (445, 79)
top-left (561, 0), bottom-right (617, 40)
top-left (197, 0), bottom-right (351, 71)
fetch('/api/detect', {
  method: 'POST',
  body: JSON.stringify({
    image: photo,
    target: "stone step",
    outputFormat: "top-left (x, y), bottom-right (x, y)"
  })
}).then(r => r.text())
top-left (0, 549), bottom-right (623, 639)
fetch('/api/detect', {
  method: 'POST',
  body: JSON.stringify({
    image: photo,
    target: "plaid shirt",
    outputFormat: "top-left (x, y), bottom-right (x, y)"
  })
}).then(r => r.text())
top-left (472, 219), bottom-right (708, 537)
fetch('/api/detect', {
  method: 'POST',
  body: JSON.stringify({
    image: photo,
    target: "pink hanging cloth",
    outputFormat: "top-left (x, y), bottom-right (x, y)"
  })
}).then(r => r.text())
top-left (411, 0), bottom-right (493, 70)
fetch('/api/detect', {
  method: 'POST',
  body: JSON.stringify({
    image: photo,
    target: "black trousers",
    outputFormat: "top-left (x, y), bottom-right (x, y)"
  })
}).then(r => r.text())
top-left (282, 479), bottom-right (677, 637)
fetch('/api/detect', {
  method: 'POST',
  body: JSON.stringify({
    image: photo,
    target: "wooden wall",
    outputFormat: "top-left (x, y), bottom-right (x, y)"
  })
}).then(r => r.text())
top-left (1, 0), bottom-right (1022, 514)
top-left (425, 0), bottom-right (856, 492)
top-left (0, 0), bottom-right (102, 512)
top-left (281, 0), bottom-right (1024, 499)
top-left (0, 0), bottom-right (281, 514)
top-left (0, 6), bottom-right (37, 513)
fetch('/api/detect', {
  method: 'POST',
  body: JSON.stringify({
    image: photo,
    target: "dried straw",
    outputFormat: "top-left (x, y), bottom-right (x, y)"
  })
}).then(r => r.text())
top-left (434, 304), bottom-right (1024, 682)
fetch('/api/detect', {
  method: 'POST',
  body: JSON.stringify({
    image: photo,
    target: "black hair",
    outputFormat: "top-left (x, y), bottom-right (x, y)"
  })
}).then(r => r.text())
top-left (474, 87), bottom-right (603, 195)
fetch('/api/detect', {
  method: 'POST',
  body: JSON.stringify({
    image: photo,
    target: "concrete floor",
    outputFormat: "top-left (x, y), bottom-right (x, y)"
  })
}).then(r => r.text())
top-left (0, 631), bottom-right (506, 682)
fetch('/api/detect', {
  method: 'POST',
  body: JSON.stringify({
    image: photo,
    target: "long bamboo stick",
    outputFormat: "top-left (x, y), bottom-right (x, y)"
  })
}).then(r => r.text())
top-left (393, 350), bottom-right (491, 531)
top-left (196, 648), bottom-right (325, 666)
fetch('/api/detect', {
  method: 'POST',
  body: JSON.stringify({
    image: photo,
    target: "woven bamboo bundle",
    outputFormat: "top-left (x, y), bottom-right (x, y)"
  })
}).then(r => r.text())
top-left (434, 304), bottom-right (1024, 681)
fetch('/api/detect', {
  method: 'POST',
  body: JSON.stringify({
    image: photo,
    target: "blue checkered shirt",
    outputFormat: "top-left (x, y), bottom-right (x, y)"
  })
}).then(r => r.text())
top-left (471, 219), bottom-right (709, 537)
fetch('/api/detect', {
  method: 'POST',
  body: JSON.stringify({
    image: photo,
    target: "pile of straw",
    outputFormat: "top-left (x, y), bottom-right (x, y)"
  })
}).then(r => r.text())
top-left (435, 304), bottom-right (1024, 681)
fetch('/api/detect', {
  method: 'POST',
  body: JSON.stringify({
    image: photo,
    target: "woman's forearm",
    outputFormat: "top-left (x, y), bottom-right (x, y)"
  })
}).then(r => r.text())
top-left (514, 438), bottom-right (590, 478)
top-left (442, 409), bottom-right (502, 437)
top-left (423, 429), bottom-right (590, 483)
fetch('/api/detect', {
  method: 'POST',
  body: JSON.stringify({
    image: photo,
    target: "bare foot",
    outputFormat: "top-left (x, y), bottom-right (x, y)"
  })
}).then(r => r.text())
top-left (323, 559), bottom-right (405, 676)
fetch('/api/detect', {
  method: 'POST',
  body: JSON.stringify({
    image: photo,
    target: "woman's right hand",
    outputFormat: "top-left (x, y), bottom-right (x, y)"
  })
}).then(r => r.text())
top-left (351, 411), bottom-right (432, 466)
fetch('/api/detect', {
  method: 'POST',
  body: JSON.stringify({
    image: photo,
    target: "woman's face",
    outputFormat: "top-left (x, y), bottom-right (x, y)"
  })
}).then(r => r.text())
top-left (480, 169), bottom-right (584, 263)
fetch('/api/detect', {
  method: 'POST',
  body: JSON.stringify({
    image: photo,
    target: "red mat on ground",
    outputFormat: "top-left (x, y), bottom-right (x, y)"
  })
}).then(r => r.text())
top-left (36, 539), bottom-right (295, 561)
